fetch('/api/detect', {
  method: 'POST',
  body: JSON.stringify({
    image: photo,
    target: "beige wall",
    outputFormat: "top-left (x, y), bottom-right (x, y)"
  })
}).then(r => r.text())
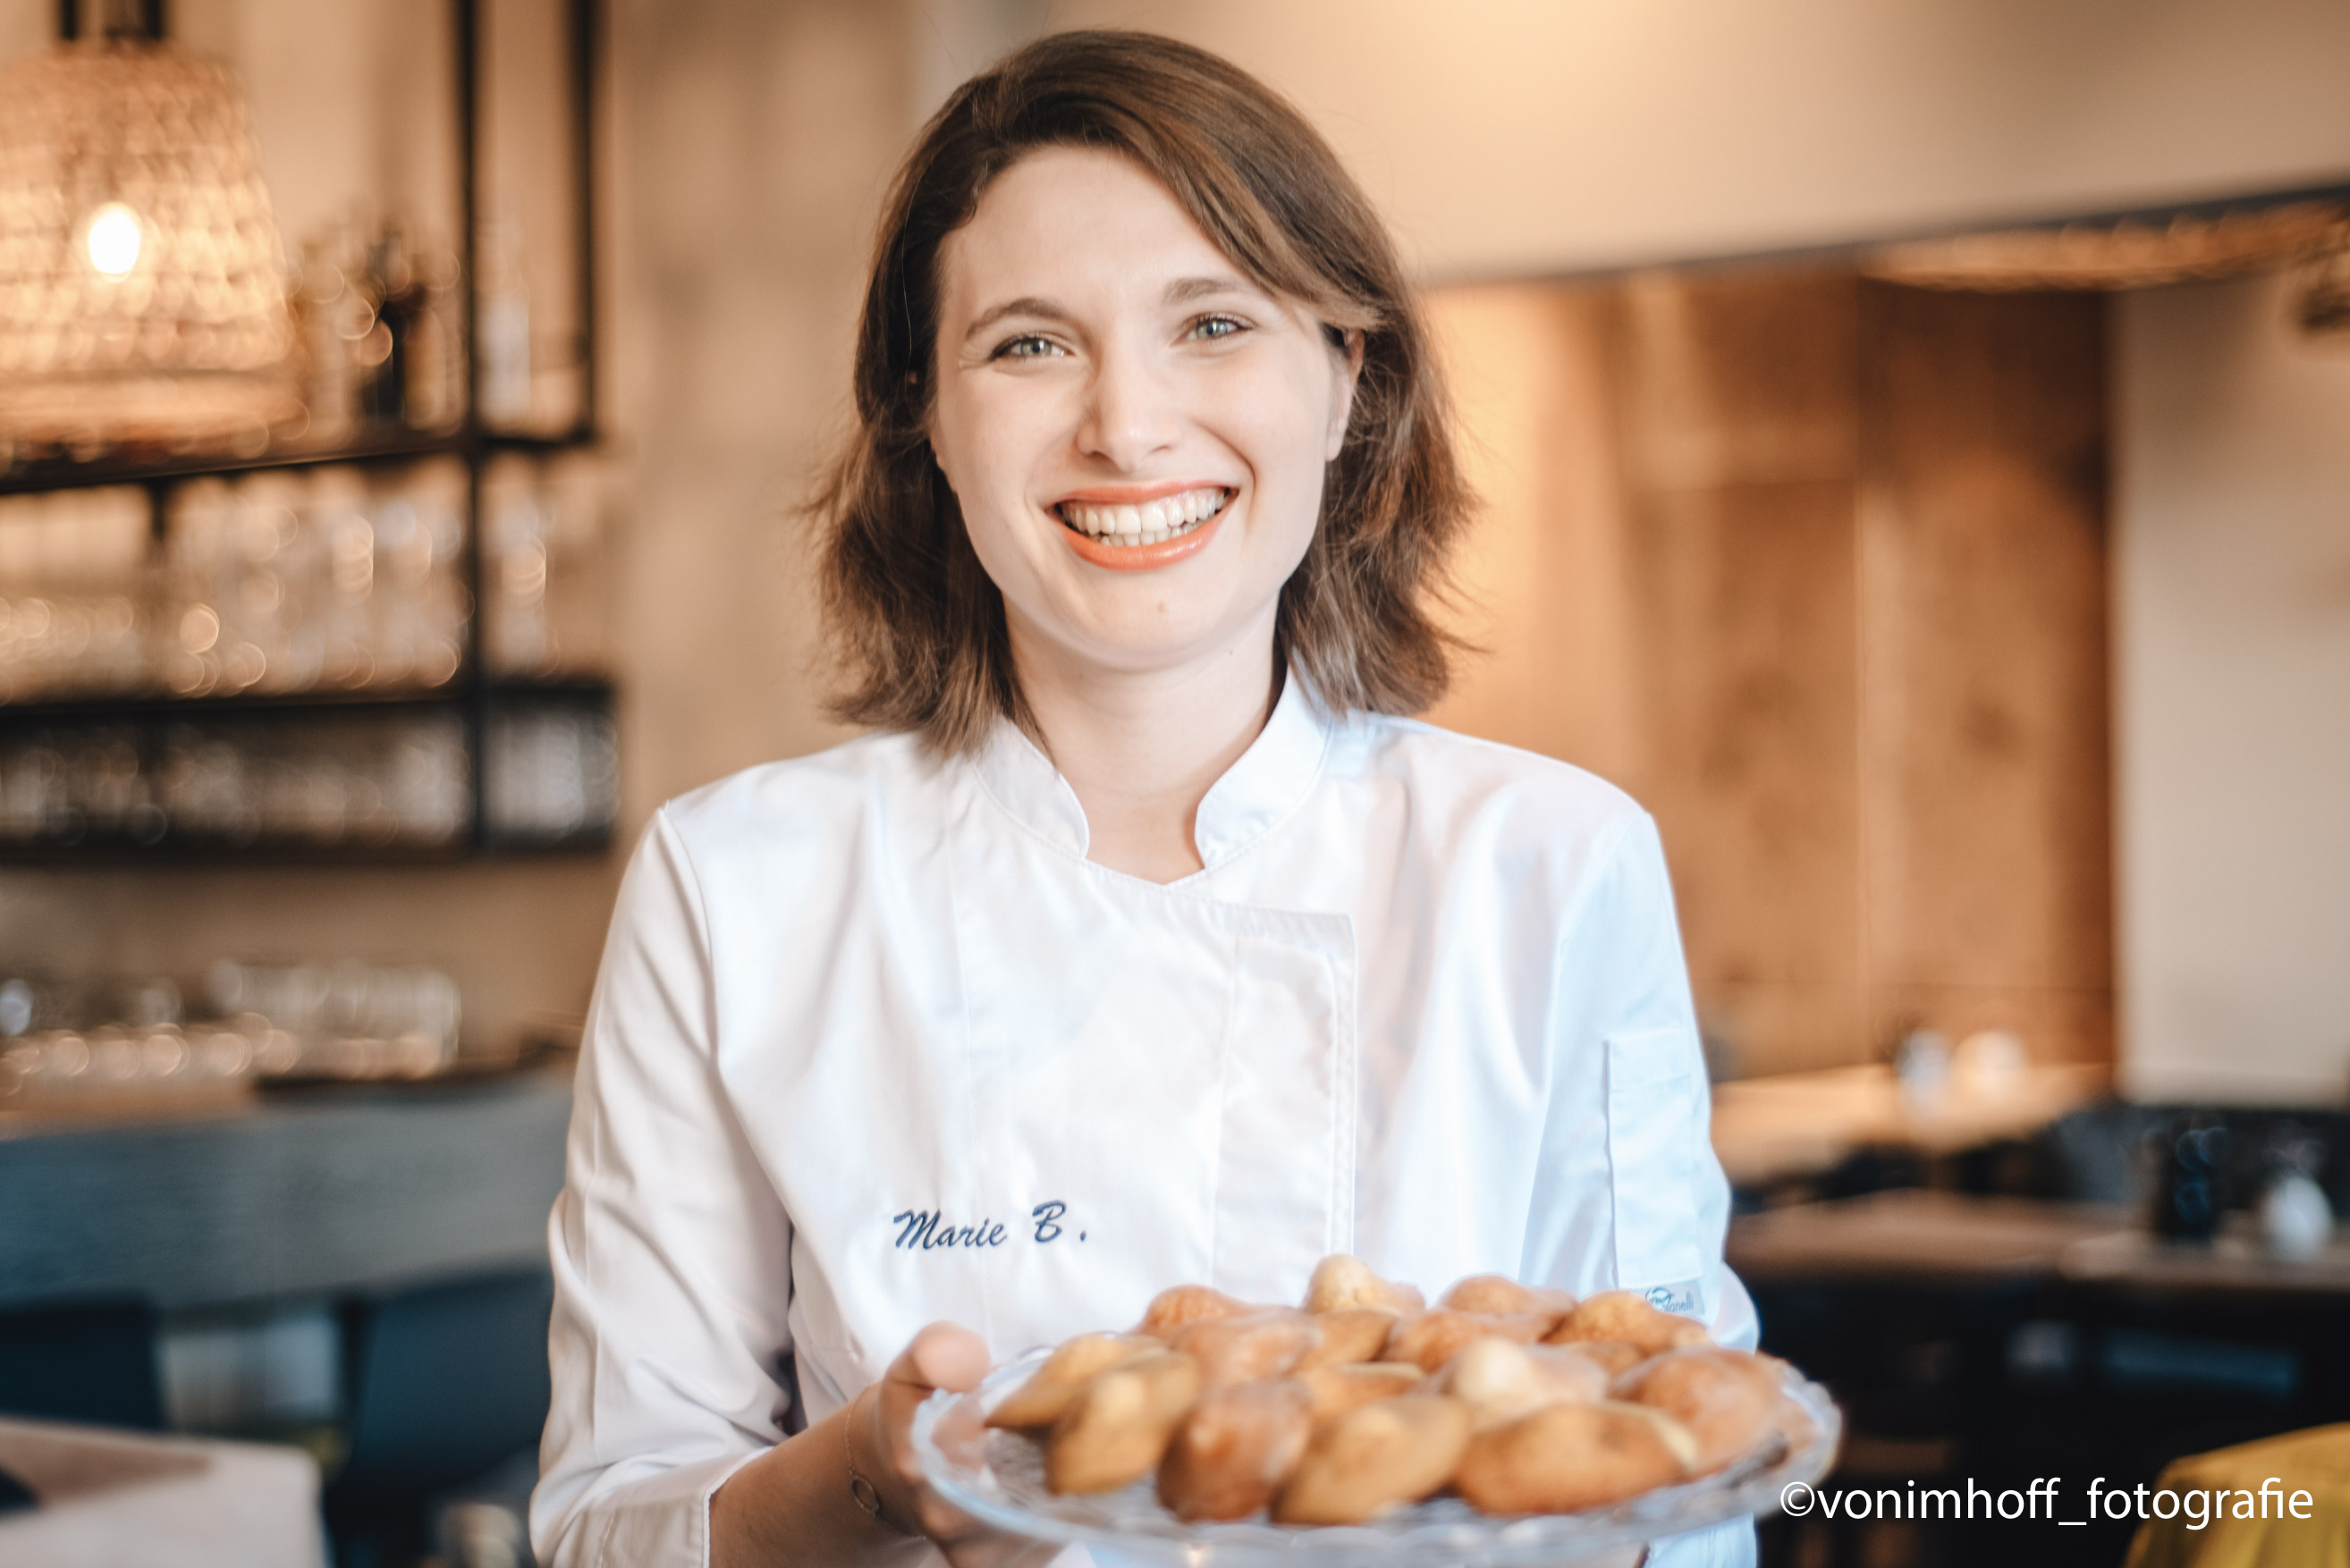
top-left (1045, 0), bottom-right (2350, 278)
top-left (2114, 270), bottom-right (2350, 1103)
top-left (603, 0), bottom-right (892, 810)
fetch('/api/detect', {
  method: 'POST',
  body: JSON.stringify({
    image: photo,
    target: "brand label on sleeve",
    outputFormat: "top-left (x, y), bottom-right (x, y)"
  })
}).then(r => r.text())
top-left (1642, 1279), bottom-right (1703, 1317)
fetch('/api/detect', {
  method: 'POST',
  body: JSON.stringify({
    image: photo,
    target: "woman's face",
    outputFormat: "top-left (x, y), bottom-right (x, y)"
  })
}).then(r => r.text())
top-left (927, 146), bottom-right (1360, 684)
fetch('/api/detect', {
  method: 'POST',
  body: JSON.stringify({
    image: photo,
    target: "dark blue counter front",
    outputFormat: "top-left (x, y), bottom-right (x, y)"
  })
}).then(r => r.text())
top-left (0, 1070), bottom-right (572, 1311)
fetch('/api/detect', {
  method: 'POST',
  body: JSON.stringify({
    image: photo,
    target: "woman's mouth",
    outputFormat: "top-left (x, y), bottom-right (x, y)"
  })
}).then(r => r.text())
top-left (1053, 485), bottom-right (1231, 548)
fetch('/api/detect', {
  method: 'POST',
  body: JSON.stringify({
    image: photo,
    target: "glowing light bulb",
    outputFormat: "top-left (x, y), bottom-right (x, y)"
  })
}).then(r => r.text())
top-left (85, 202), bottom-right (144, 278)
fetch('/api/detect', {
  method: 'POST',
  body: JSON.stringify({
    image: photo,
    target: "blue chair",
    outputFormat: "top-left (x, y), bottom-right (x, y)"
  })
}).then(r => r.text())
top-left (0, 1297), bottom-right (164, 1430)
top-left (325, 1269), bottom-right (552, 1568)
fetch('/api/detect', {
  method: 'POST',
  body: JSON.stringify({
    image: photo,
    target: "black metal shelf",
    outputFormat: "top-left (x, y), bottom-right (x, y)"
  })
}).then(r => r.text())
top-left (0, 832), bottom-right (471, 865)
top-left (0, 0), bottom-right (612, 867)
top-left (0, 426), bottom-right (597, 499)
top-left (0, 673), bottom-right (614, 728)
top-left (0, 824), bottom-right (613, 867)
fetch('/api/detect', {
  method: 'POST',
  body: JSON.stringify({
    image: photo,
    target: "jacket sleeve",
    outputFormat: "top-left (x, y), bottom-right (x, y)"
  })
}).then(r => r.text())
top-left (530, 810), bottom-right (798, 1568)
top-left (1531, 809), bottom-right (1757, 1349)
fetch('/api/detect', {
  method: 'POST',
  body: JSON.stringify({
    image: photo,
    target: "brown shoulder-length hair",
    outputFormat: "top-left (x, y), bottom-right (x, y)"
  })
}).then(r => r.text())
top-left (816, 29), bottom-right (1472, 754)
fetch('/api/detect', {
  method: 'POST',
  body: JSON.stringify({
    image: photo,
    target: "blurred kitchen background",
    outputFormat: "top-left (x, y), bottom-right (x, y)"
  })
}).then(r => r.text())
top-left (0, 2), bottom-right (2345, 1565)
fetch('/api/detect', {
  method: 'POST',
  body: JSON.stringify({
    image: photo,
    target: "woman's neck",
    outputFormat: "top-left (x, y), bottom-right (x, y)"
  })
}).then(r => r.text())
top-left (1008, 623), bottom-right (1280, 884)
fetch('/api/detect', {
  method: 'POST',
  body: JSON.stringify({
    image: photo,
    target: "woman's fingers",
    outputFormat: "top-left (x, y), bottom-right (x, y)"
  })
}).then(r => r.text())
top-left (875, 1323), bottom-right (1059, 1566)
top-left (902, 1321), bottom-right (993, 1396)
top-left (880, 1320), bottom-right (991, 1491)
top-left (875, 1323), bottom-right (989, 1530)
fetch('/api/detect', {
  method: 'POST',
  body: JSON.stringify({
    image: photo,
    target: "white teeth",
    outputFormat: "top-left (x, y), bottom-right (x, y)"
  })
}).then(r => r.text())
top-left (1058, 487), bottom-right (1229, 545)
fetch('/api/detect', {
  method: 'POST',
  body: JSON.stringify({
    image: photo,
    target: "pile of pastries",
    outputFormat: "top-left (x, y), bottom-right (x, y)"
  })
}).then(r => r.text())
top-left (983, 1255), bottom-right (1790, 1526)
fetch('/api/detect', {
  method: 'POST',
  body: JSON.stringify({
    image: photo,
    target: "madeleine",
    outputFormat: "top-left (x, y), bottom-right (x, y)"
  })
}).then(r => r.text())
top-left (1611, 1347), bottom-right (1782, 1474)
top-left (1441, 1274), bottom-right (1577, 1323)
top-left (1271, 1395), bottom-right (1471, 1525)
top-left (1382, 1308), bottom-right (1550, 1373)
top-left (1137, 1283), bottom-right (1256, 1339)
top-left (1156, 1378), bottom-right (1314, 1522)
top-left (1426, 1337), bottom-right (1610, 1431)
top-left (1044, 1349), bottom-right (1201, 1495)
top-left (1301, 1254), bottom-right (1425, 1316)
top-left (1543, 1291), bottom-right (1710, 1357)
top-left (987, 1332), bottom-right (1159, 1430)
top-left (1454, 1400), bottom-right (1696, 1515)
top-left (1171, 1309), bottom-right (1323, 1390)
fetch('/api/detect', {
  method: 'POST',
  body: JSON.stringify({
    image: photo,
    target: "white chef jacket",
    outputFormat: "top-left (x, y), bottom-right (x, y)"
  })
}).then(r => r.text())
top-left (532, 672), bottom-right (1758, 1568)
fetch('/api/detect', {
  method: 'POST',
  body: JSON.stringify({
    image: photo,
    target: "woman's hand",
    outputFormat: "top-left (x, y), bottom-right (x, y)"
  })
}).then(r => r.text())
top-left (712, 1321), bottom-right (1057, 1567)
top-left (857, 1322), bottom-right (1062, 1568)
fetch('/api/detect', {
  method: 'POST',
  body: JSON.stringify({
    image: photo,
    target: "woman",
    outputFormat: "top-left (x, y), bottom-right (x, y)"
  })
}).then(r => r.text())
top-left (532, 30), bottom-right (1754, 1568)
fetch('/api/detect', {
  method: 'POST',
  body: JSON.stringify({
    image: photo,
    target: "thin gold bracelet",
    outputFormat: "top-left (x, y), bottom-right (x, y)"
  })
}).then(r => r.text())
top-left (843, 1385), bottom-right (916, 1536)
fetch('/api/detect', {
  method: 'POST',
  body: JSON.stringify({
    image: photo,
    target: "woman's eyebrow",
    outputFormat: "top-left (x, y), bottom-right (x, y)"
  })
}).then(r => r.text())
top-left (962, 296), bottom-right (1069, 343)
top-left (1165, 274), bottom-right (1257, 304)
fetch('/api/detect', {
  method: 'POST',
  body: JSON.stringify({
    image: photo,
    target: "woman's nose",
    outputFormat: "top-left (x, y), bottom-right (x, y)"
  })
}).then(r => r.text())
top-left (1076, 339), bottom-right (1179, 470)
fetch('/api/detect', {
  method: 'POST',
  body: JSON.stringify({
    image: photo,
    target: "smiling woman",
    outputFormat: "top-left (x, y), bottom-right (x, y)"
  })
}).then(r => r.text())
top-left (817, 30), bottom-right (1470, 763)
top-left (532, 30), bottom-right (1753, 1568)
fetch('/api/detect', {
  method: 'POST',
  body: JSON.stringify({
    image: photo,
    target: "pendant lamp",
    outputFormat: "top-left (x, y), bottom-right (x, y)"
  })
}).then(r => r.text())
top-left (0, 1), bottom-right (299, 454)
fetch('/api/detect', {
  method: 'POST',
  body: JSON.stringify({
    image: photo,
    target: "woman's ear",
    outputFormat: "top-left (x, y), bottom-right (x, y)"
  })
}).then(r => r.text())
top-left (1324, 328), bottom-right (1365, 462)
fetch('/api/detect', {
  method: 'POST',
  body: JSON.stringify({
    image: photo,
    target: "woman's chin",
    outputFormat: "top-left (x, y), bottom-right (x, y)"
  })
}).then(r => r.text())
top-left (1016, 604), bottom-right (1272, 685)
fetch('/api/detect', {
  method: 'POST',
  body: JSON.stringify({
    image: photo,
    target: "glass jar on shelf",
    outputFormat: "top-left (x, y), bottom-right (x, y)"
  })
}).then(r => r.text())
top-left (483, 454), bottom-right (610, 678)
top-left (0, 487), bottom-right (153, 702)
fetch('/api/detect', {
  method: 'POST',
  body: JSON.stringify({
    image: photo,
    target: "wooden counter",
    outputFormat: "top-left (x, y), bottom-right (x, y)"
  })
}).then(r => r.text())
top-left (1729, 1188), bottom-right (2350, 1303)
top-left (1711, 1061), bottom-right (2109, 1190)
top-left (1729, 1187), bottom-right (2133, 1287)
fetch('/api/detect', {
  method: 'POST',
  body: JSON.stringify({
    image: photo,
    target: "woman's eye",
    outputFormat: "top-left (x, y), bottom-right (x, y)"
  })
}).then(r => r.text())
top-left (1188, 314), bottom-right (1248, 342)
top-left (993, 334), bottom-right (1064, 361)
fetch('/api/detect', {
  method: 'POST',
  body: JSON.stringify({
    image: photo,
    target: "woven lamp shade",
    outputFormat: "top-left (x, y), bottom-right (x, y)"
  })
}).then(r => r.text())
top-left (0, 38), bottom-right (300, 449)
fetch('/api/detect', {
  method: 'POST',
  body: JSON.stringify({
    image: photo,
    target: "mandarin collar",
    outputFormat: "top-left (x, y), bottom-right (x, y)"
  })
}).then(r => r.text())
top-left (969, 670), bottom-right (1332, 872)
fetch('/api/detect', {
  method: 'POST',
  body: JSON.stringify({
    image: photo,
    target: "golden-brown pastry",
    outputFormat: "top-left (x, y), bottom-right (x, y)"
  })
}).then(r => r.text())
top-left (1440, 1275), bottom-right (1577, 1321)
top-left (1137, 1284), bottom-right (1255, 1340)
top-left (1543, 1291), bottom-right (1711, 1357)
top-left (1155, 1378), bottom-right (1314, 1522)
top-left (987, 1333), bottom-right (1161, 1430)
top-left (1293, 1307), bottom-right (1399, 1370)
top-left (1382, 1308), bottom-right (1550, 1373)
top-left (1453, 1400), bottom-right (1697, 1515)
top-left (1271, 1394), bottom-right (1472, 1525)
top-left (1425, 1337), bottom-right (1609, 1431)
top-left (1044, 1349), bottom-right (1202, 1495)
top-left (1557, 1340), bottom-right (1651, 1378)
top-left (1172, 1309), bottom-right (1323, 1390)
top-left (1610, 1347), bottom-right (1782, 1474)
top-left (1302, 1254), bottom-right (1426, 1315)
top-left (1299, 1361), bottom-right (1424, 1426)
